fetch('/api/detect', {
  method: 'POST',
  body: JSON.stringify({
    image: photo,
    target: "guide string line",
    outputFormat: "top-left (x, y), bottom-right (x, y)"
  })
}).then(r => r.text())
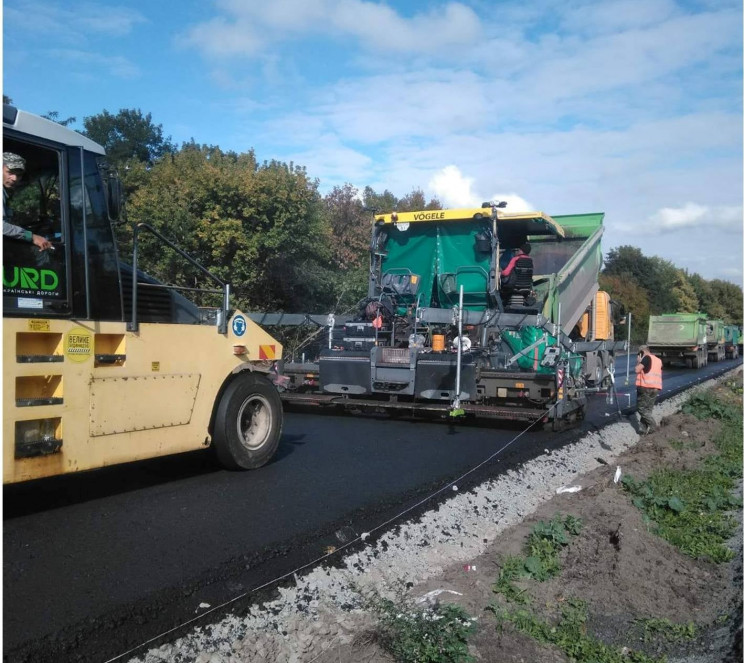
top-left (105, 403), bottom-right (557, 663)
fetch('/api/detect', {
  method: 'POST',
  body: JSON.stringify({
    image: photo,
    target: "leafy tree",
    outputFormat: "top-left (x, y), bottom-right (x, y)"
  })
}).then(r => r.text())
top-left (686, 272), bottom-right (741, 324)
top-left (323, 183), bottom-right (370, 271)
top-left (3, 94), bottom-right (13, 105)
top-left (669, 268), bottom-right (699, 313)
top-left (82, 108), bottom-right (175, 165)
top-left (321, 183), bottom-right (372, 312)
top-left (362, 186), bottom-right (398, 214)
top-left (361, 186), bottom-right (441, 214)
top-left (646, 256), bottom-right (684, 313)
top-left (688, 273), bottom-right (716, 314)
top-left (397, 188), bottom-right (442, 212)
top-left (123, 143), bottom-right (334, 313)
top-left (709, 279), bottom-right (743, 324)
top-left (604, 247), bottom-right (705, 315)
top-left (603, 246), bottom-right (654, 285)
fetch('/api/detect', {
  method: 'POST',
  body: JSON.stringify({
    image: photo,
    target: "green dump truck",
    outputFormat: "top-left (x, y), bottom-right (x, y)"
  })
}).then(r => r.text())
top-left (647, 313), bottom-right (709, 369)
top-left (273, 204), bottom-right (625, 427)
top-left (706, 319), bottom-right (726, 362)
top-left (724, 325), bottom-right (740, 359)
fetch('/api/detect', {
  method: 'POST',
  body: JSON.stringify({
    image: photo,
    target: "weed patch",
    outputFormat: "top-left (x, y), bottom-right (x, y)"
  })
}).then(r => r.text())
top-left (369, 593), bottom-right (476, 663)
top-left (633, 617), bottom-right (697, 643)
top-left (681, 390), bottom-right (740, 422)
top-left (492, 514), bottom-right (582, 601)
top-left (623, 390), bottom-right (742, 562)
top-left (491, 599), bottom-right (663, 663)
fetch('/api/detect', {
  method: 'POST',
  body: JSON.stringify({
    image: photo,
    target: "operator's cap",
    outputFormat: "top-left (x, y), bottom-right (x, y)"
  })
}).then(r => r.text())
top-left (3, 152), bottom-right (26, 172)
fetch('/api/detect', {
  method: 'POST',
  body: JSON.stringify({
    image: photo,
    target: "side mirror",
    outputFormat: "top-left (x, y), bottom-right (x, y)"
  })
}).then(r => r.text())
top-left (100, 163), bottom-right (127, 224)
top-left (107, 175), bottom-right (126, 224)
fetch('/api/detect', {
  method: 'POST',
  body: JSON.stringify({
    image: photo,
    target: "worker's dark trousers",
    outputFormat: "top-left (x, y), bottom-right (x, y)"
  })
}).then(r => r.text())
top-left (636, 387), bottom-right (660, 434)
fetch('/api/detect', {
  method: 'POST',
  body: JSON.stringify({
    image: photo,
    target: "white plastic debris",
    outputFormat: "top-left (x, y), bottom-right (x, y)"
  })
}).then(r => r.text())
top-left (614, 466), bottom-right (622, 483)
top-left (416, 589), bottom-right (463, 604)
top-left (198, 603), bottom-right (211, 609)
top-left (556, 485), bottom-right (582, 494)
top-left (452, 485), bottom-right (458, 492)
top-left (360, 532), bottom-right (370, 541)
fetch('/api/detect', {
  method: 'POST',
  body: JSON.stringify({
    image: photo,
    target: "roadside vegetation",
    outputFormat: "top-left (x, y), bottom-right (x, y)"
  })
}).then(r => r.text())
top-left (365, 380), bottom-right (741, 663)
top-left (492, 514), bottom-right (582, 603)
top-left (487, 514), bottom-right (670, 663)
top-left (622, 383), bottom-right (742, 563)
top-left (367, 591), bottom-right (476, 663)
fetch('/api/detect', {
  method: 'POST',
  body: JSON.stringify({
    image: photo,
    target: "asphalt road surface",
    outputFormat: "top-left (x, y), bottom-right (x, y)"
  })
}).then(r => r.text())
top-left (3, 355), bottom-right (739, 663)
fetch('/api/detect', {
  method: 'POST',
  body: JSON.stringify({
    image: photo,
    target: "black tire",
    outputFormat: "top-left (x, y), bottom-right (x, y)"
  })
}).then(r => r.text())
top-left (212, 372), bottom-right (283, 470)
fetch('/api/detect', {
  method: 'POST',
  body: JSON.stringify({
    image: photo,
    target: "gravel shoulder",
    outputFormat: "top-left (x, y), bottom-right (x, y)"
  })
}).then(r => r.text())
top-left (131, 368), bottom-right (743, 663)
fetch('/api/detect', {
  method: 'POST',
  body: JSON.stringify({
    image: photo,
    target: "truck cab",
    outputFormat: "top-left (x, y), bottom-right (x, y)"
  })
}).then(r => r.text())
top-left (3, 106), bottom-right (283, 483)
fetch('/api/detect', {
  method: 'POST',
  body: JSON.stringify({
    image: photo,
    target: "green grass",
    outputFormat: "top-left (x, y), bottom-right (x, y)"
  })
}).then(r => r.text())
top-left (369, 594), bottom-right (476, 663)
top-left (492, 514), bottom-right (583, 601)
top-left (492, 599), bottom-right (664, 663)
top-left (622, 388), bottom-right (743, 563)
top-left (681, 387), bottom-right (741, 422)
top-left (634, 617), bottom-right (697, 643)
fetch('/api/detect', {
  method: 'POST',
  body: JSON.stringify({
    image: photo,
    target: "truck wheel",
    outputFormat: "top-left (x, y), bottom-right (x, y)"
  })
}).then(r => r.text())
top-left (213, 373), bottom-right (283, 470)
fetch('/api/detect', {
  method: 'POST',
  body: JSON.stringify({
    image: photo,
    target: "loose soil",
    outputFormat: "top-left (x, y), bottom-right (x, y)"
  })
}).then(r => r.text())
top-left (315, 378), bottom-right (743, 663)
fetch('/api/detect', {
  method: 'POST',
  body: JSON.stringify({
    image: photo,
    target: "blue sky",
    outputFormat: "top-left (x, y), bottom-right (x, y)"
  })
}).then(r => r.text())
top-left (3, 0), bottom-right (743, 284)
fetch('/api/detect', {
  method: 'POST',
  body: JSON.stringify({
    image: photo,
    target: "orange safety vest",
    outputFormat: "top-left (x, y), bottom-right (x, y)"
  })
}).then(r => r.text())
top-left (636, 353), bottom-right (662, 390)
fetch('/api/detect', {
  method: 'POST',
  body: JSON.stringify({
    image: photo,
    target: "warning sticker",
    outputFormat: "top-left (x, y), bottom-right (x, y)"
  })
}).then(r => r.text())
top-left (258, 345), bottom-right (276, 360)
top-left (28, 319), bottom-right (51, 332)
top-left (64, 327), bottom-right (93, 363)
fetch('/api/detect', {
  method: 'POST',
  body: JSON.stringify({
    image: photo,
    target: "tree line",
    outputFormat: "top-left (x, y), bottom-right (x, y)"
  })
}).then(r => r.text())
top-left (6, 99), bottom-right (741, 337)
top-left (79, 108), bottom-right (441, 316)
top-left (600, 246), bottom-right (742, 343)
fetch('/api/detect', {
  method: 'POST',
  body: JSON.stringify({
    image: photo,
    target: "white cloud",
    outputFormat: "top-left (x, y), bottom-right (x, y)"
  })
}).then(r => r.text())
top-left (427, 166), bottom-right (535, 212)
top-left (511, 9), bottom-right (741, 108)
top-left (262, 69), bottom-right (489, 146)
top-left (5, 1), bottom-right (145, 38)
top-left (48, 49), bottom-right (140, 79)
top-left (559, 0), bottom-right (680, 35)
top-left (487, 194), bottom-right (535, 213)
top-left (428, 166), bottom-right (477, 207)
top-left (182, 0), bottom-right (481, 58)
top-left (649, 203), bottom-right (743, 230)
top-left (333, 1), bottom-right (481, 53)
top-left (180, 17), bottom-right (264, 58)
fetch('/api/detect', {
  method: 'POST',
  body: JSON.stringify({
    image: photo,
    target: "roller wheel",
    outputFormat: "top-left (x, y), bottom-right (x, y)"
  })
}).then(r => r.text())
top-left (213, 373), bottom-right (283, 470)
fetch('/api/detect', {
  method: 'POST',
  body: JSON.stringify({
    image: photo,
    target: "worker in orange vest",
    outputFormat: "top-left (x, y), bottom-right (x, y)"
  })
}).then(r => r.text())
top-left (635, 345), bottom-right (662, 435)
